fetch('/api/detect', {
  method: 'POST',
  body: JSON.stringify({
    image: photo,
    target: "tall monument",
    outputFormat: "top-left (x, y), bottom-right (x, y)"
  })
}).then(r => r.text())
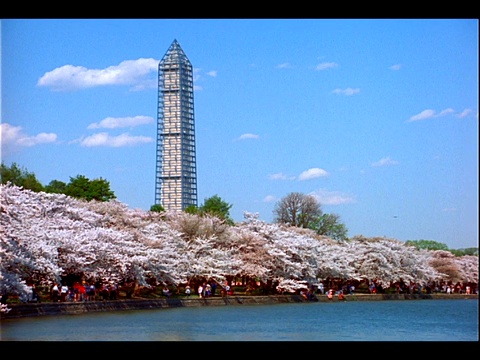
top-left (155, 39), bottom-right (197, 211)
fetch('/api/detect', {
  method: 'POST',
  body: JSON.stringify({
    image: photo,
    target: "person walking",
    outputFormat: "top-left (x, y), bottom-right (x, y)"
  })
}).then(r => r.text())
top-left (205, 283), bottom-right (211, 297)
top-left (327, 289), bottom-right (334, 301)
top-left (51, 283), bottom-right (60, 302)
top-left (60, 284), bottom-right (69, 302)
top-left (318, 282), bottom-right (324, 294)
top-left (162, 286), bottom-right (171, 297)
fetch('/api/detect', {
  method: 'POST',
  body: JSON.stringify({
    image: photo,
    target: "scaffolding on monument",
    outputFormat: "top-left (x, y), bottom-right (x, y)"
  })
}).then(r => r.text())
top-left (155, 39), bottom-right (197, 211)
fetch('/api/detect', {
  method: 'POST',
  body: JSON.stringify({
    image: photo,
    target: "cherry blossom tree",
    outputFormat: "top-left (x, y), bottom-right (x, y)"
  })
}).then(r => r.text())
top-left (429, 250), bottom-right (479, 284)
top-left (346, 236), bottom-right (443, 288)
top-left (1, 184), bottom-right (477, 300)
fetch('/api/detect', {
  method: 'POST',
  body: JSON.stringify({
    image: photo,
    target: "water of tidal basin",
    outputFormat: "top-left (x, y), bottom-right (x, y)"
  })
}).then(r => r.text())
top-left (1, 299), bottom-right (477, 341)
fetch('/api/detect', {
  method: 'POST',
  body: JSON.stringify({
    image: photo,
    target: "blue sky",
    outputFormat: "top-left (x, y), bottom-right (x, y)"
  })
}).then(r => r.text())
top-left (1, 19), bottom-right (478, 249)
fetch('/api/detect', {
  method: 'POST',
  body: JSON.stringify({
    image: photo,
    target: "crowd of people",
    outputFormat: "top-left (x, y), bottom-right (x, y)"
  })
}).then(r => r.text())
top-left (9, 277), bottom-right (478, 306)
top-left (163, 280), bottom-right (236, 299)
top-left (42, 281), bottom-right (119, 303)
top-left (196, 281), bottom-right (220, 298)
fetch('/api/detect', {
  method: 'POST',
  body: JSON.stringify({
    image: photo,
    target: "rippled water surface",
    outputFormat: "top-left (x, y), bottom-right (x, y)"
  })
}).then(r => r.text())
top-left (1, 299), bottom-right (477, 341)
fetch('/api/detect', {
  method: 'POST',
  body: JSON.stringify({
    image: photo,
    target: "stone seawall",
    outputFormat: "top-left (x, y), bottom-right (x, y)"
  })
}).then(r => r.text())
top-left (1, 293), bottom-right (477, 320)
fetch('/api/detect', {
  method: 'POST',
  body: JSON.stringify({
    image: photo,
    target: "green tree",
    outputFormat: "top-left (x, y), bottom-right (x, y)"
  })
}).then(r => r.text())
top-left (0, 162), bottom-right (44, 192)
top-left (448, 248), bottom-right (478, 257)
top-left (309, 213), bottom-right (348, 241)
top-left (199, 194), bottom-right (234, 225)
top-left (405, 240), bottom-right (478, 257)
top-left (449, 247), bottom-right (479, 257)
top-left (404, 239), bottom-right (449, 251)
top-left (150, 204), bottom-right (165, 213)
top-left (65, 175), bottom-right (116, 202)
top-left (458, 247), bottom-right (478, 256)
top-left (273, 192), bottom-right (322, 228)
top-left (184, 205), bottom-right (198, 214)
top-left (44, 180), bottom-right (68, 194)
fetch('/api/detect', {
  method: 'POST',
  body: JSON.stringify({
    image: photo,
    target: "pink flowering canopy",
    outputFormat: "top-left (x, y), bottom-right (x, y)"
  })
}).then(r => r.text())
top-left (1, 184), bottom-right (477, 298)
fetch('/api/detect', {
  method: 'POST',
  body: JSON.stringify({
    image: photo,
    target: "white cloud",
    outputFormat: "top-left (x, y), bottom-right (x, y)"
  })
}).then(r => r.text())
top-left (309, 188), bottom-right (355, 205)
top-left (192, 68), bottom-right (216, 91)
top-left (406, 108), bottom-right (470, 122)
top-left (276, 63), bottom-right (293, 69)
top-left (389, 64), bottom-right (402, 70)
top-left (408, 109), bottom-right (436, 122)
top-left (0, 123), bottom-right (57, 155)
top-left (79, 132), bottom-right (154, 147)
top-left (438, 108), bottom-right (455, 117)
top-left (193, 68), bottom-right (201, 82)
top-left (332, 88), bottom-right (360, 96)
top-left (298, 168), bottom-right (329, 180)
top-left (457, 109), bottom-right (473, 118)
top-left (1, 123), bottom-right (23, 145)
top-left (269, 172), bottom-right (295, 180)
top-left (263, 195), bottom-right (277, 202)
top-left (315, 62), bottom-right (338, 70)
top-left (37, 58), bottom-right (159, 92)
top-left (237, 133), bottom-right (259, 140)
top-left (17, 133), bottom-right (57, 147)
top-left (87, 116), bottom-right (154, 129)
top-left (371, 157), bottom-right (399, 167)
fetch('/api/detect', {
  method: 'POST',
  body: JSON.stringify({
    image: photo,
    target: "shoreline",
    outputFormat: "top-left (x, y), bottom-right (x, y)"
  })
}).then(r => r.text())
top-left (1, 293), bottom-right (477, 320)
